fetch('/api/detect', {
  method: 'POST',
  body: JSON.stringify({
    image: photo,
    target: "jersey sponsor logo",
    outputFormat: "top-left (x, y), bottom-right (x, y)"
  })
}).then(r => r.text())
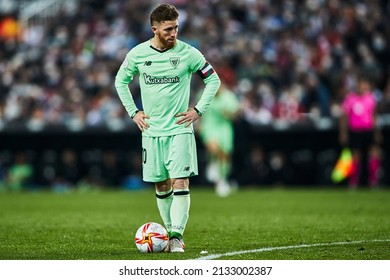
top-left (143, 73), bottom-right (180, 84)
top-left (169, 57), bottom-right (180, 68)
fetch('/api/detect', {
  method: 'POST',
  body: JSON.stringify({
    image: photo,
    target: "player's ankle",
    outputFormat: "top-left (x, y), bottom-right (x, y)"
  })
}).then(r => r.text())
top-left (169, 231), bottom-right (182, 240)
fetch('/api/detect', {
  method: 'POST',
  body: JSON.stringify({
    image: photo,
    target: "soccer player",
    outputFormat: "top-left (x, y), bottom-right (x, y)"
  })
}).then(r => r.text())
top-left (339, 76), bottom-right (382, 188)
top-left (199, 82), bottom-right (240, 197)
top-left (115, 3), bottom-right (220, 252)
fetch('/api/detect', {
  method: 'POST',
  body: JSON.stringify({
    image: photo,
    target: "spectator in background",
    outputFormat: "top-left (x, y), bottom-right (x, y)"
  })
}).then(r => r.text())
top-left (245, 144), bottom-right (269, 185)
top-left (300, 72), bottom-right (331, 119)
top-left (99, 150), bottom-right (122, 187)
top-left (52, 149), bottom-right (81, 192)
top-left (268, 150), bottom-right (292, 186)
top-left (240, 81), bottom-right (274, 125)
top-left (241, 90), bottom-right (273, 125)
top-left (273, 85), bottom-right (303, 124)
top-left (5, 151), bottom-right (33, 191)
top-left (339, 76), bottom-right (383, 188)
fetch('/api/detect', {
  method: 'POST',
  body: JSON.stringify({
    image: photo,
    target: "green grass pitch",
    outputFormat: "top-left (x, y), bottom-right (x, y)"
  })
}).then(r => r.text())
top-left (0, 187), bottom-right (389, 260)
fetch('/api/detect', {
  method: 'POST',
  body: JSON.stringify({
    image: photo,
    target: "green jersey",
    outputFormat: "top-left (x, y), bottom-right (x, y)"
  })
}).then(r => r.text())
top-left (201, 88), bottom-right (239, 128)
top-left (115, 39), bottom-right (221, 137)
top-left (199, 87), bottom-right (240, 153)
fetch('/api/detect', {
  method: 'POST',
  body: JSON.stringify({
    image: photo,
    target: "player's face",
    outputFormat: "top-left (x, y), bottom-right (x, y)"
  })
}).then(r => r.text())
top-left (152, 20), bottom-right (178, 49)
top-left (358, 80), bottom-right (370, 93)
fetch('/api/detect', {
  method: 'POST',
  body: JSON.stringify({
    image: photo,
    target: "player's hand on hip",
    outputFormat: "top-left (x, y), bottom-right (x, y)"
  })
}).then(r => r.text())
top-left (133, 111), bottom-right (150, 132)
top-left (175, 108), bottom-right (200, 127)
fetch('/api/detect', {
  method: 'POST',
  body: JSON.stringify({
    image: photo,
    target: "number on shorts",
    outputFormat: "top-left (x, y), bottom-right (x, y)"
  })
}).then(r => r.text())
top-left (142, 148), bottom-right (147, 164)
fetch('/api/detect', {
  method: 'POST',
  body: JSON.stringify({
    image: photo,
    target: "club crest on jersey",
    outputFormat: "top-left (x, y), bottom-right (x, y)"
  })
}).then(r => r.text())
top-left (170, 57), bottom-right (180, 68)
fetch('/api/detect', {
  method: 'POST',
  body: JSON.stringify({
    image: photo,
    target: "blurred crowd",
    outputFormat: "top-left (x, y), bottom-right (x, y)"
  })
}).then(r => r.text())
top-left (1, 0), bottom-right (390, 189)
top-left (0, 0), bottom-right (390, 130)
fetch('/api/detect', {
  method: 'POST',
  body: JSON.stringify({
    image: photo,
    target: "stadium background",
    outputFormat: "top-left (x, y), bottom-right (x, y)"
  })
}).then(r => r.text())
top-left (0, 0), bottom-right (389, 190)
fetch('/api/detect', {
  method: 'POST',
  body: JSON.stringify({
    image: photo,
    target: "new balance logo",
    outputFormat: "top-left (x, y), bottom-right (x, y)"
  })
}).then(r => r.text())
top-left (144, 61), bottom-right (152, 66)
top-left (183, 166), bottom-right (190, 171)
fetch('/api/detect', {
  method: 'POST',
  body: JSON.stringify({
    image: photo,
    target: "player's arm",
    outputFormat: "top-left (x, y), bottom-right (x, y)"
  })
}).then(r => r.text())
top-left (221, 88), bottom-right (240, 120)
top-left (115, 54), bottom-right (149, 131)
top-left (176, 61), bottom-right (220, 127)
top-left (193, 61), bottom-right (221, 115)
top-left (115, 54), bottom-right (139, 118)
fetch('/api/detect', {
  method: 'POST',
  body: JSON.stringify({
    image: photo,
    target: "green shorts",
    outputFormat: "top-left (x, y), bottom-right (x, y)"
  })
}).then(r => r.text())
top-left (142, 133), bottom-right (198, 183)
top-left (200, 124), bottom-right (234, 153)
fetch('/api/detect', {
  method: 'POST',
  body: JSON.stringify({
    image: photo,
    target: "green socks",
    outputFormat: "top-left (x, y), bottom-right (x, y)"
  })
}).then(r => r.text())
top-left (219, 160), bottom-right (231, 182)
top-left (170, 188), bottom-right (190, 237)
top-left (156, 188), bottom-right (174, 233)
top-left (156, 188), bottom-right (191, 238)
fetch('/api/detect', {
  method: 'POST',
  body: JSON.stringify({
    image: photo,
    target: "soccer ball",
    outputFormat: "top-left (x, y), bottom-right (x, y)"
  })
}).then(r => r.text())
top-left (134, 222), bottom-right (169, 253)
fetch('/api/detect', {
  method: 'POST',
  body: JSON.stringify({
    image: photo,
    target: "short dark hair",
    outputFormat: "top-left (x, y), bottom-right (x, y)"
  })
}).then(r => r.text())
top-left (357, 74), bottom-right (372, 86)
top-left (150, 4), bottom-right (179, 26)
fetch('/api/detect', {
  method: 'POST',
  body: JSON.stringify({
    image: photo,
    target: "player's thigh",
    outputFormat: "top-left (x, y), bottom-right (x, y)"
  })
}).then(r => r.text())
top-left (212, 127), bottom-right (234, 154)
top-left (142, 136), bottom-right (169, 182)
top-left (167, 133), bottom-right (198, 179)
top-left (219, 128), bottom-right (234, 154)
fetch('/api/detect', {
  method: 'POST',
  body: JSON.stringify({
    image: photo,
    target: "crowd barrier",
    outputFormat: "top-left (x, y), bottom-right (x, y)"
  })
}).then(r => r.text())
top-left (1, 119), bottom-right (389, 187)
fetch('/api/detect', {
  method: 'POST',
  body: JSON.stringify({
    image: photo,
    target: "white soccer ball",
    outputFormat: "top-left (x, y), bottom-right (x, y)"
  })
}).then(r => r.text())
top-left (134, 222), bottom-right (169, 253)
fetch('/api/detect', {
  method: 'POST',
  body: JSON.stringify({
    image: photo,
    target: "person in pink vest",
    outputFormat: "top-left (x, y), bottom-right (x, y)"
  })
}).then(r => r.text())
top-left (339, 76), bottom-right (383, 188)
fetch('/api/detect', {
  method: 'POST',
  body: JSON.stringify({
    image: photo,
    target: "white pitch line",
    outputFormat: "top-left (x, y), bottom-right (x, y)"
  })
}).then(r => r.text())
top-left (194, 239), bottom-right (390, 260)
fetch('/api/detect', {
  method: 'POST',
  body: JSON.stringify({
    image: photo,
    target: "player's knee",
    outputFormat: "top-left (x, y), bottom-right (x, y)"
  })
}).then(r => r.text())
top-left (369, 145), bottom-right (381, 158)
top-left (171, 178), bottom-right (189, 190)
top-left (155, 179), bottom-right (172, 192)
top-left (206, 141), bottom-right (220, 154)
